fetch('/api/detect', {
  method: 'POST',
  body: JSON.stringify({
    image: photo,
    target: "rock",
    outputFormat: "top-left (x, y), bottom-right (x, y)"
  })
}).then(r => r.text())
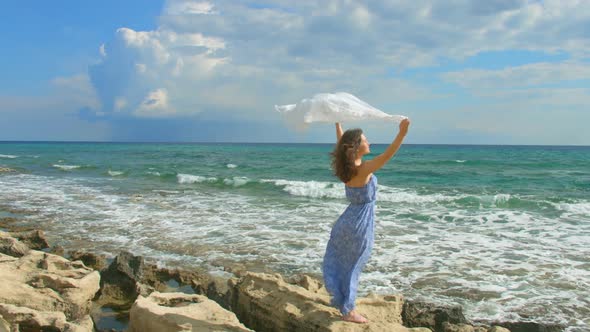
top-left (70, 250), bottom-right (108, 271)
top-left (97, 251), bottom-right (145, 308)
top-left (0, 217), bottom-right (19, 225)
top-left (11, 229), bottom-right (50, 250)
top-left (287, 273), bottom-right (324, 293)
top-left (140, 262), bottom-right (233, 310)
top-left (0, 233), bottom-right (98, 332)
top-left (51, 245), bottom-right (66, 257)
top-left (0, 315), bottom-right (10, 332)
top-left (96, 251), bottom-right (230, 311)
top-left (0, 303), bottom-right (69, 331)
top-left (111, 251), bottom-right (144, 280)
top-left (0, 302), bottom-right (94, 332)
top-left (489, 327), bottom-right (511, 332)
top-left (128, 292), bottom-right (253, 332)
top-left (65, 315), bottom-right (94, 332)
top-left (489, 321), bottom-right (563, 332)
top-left (189, 272), bottom-right (233, 309)
top-left (403, 300), bottom-right (468, 332)
top-left (0, 250), bottom-right (100, 321)
top-left (229, 271), bottom-right (421, 332)
top-left (0, 217), bottom-right (32, 233)
top-left (443, 321), bottom-right (475, 332)
top-left (90, 302), bottom-right (131, 332)
top-left (0, 233), bottom-right (30, 257)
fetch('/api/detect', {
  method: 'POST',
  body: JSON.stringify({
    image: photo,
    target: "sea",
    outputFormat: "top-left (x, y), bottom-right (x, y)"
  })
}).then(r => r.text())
top-left (0, 142), bottom-right (588, 330)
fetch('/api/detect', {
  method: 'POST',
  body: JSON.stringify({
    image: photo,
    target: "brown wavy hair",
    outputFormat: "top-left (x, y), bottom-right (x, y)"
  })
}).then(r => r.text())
top-left (331, 128), bottom-right (363, 183)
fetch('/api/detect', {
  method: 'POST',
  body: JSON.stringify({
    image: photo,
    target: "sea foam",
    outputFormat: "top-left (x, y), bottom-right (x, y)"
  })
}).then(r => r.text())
top-left (177, 173), bottom-right (217, 184)
top-left (262, 179), bottom-right (343, 199)
top-left (52, 164), bottom-right (81, 171)
top-left (1, 172), bottom-right (588, 331)
top-left (223, 177), bottom-right (249, 187)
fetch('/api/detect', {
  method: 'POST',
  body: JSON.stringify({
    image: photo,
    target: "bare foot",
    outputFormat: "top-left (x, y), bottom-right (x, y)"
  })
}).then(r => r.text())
top-left (341, 310), bottom-right (368, 323)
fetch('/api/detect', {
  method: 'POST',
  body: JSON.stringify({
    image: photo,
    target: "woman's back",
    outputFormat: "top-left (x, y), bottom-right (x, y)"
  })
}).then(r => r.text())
top-left (345, 174), bottom-right (377, 205)
top-left (345, 169), bottom-right (373, 188)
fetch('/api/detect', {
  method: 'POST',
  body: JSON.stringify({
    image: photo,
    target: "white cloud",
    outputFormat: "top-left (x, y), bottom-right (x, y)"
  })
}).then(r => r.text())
top-left (437, 61), bottom-right (590, 145)
top-left (165, 1), bottom-right (216, 15)
top-left (442, 61), bottom-right (590, 89)
top-left (114, 97), bottom-right (127, 111)
top-left (352, 5), bottom-right (371, 29)
top-left (0, 73), bottom-right (108, 140)
top-left (99, 44), bottom-right (107, 57)
top-left (51, 73), bottom-right (100, 109)
top-left (135, 63), bottom-right (147, 73)
top-left (80, 0), bottom-right (590, 144)
top-left (134, 88), bottom-right (174, 117)
top-left (88, 25), bottom-right (228, 117)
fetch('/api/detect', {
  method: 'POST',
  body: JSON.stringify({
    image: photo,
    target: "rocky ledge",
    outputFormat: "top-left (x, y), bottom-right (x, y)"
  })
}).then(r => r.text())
top-left (0, 229), bottom-right (564, 332)
top-left (0, 231), bottom-right (98, 331)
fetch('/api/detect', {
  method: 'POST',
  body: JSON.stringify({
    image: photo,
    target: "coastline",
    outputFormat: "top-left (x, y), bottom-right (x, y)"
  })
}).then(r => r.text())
top-left (0, 215), bottom-right (567, 332)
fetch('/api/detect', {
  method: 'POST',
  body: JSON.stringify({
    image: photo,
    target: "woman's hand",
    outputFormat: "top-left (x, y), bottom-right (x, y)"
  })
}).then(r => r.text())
top-left (399, 118), bottom-right (410, 136)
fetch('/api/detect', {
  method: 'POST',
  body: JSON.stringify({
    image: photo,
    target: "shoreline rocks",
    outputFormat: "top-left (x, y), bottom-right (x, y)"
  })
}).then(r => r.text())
top-left (128, 292), bottom-right (253, 332)
top-left (0, 229), bottom-right (566, 332)
top-left (402, 300), bottom-right (468, 331)
top-left (228, 271), bottom-right (423, 332)
top-left (0, 231), bottom-right (99, 331)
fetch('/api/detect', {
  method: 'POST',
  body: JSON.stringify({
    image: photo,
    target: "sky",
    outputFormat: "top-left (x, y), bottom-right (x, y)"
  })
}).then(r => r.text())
top-left (1, 0), bottom-right (589, 145)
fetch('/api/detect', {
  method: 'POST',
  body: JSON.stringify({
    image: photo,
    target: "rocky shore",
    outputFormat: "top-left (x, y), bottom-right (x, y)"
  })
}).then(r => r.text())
top-left (0, 224), bottom-right (565, 332)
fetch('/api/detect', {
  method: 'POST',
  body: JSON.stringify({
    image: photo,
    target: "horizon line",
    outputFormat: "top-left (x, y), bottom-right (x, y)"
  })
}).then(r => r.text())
top-left (0, 140), bottom-right (589, 147)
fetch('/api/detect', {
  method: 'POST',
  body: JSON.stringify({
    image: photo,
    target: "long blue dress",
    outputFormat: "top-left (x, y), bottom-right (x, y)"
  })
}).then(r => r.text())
top-left (322, 174), bottom-right (377, 315)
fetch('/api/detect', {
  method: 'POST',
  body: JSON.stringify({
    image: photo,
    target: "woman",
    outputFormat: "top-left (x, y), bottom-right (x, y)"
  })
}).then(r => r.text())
top-left (322, 119), bottom-right (410, 323)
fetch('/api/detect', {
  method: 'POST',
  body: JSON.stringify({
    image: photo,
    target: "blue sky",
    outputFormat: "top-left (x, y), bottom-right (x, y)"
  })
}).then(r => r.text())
top-left (1, 0), bottom-right (589, 145)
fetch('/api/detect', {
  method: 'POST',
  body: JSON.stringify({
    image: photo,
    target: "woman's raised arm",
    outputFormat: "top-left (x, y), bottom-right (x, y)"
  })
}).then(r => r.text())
top-left (336, 122), bottom-right (343, 142)
top-left (360, 118), bottom-right (410, 175)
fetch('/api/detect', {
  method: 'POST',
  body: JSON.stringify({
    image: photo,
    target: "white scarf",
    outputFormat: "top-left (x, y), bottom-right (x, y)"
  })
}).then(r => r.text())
top-left (276, 92), bottom-right (407, 130)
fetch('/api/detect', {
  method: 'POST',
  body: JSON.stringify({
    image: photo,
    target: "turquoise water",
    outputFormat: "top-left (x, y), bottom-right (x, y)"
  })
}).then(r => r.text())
top-left (1, 142), bottom-right (589, 330)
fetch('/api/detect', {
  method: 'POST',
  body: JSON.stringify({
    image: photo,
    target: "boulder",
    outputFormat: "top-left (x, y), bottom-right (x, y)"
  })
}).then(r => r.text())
top-left (0, 234), bottom-right (30, 257)
top-left (489, 321), bottom-right (563, 332)
top-left (51, 245), bottom-right (66, 257)
top-left (0, 233), bottom-right (99, 332)
top-left (11, 229), bottom-right (50, 250)
top-left (229, 271), bottom-right (431, 332)
top-left (443, 322), bottom-right (475, 332)
top-left (0, 217), bottom-right (32, 233)
top-left (70, 250), bottom-right (108, 271)
top-left (0, 303), bottom-right (68, 331)
top-left (128, 292), bottom-right (253, 332)
top-left (0, 250), bottom-right (100, 321)
top-left (403, 300), bottom-right (468, 331)
top-left (96, 251), bottom-right (145, 308)
top-left (489, 327), bottom-right (511, 332)
top-left (190, 273), bottom-right (232, 308)
top-left (114, 253), bottom-right (233, 309)
top-left (0, 303), bottom-right (93, 332)
top-left (0, 315), bottom-right (10, 332)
